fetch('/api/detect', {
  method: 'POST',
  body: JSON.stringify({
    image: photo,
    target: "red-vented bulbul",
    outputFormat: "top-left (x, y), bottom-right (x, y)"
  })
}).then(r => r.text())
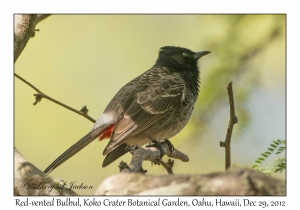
top-left (44, 46), bottom-right (210, 174)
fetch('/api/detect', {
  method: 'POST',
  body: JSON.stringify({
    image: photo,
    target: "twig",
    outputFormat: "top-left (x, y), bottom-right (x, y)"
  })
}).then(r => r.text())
top-left (220, 82), bottom-right (238, 170)
top-left (14, 73), bottom-right (96, 123)
top-left (160, 159), bottom-right (174, 175)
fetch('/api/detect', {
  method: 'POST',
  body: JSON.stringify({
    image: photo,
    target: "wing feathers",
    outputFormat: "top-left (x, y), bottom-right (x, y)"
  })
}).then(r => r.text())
top-left (103, 71), bottom-right (186, 157)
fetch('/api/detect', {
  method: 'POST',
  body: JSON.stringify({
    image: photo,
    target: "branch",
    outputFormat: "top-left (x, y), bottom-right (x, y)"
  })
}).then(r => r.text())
top-left (119, 142), bottom-right (189, 173)
top-left (14, 14), bottom-right (50, 63)
top-left (96, 168), bottom-right (285, 195)
top-left (220, 82), bottom-right (238, 170)
top-left (14, 148), bottom-right (77, 195)
top-left (14, 73), bottom-right (96, 123)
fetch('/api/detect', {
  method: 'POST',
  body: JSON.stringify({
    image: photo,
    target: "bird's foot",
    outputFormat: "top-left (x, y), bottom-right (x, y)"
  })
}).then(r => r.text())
top-left (125, 144), bottom-right (139, 154)
top-left (164, 139), bottom-right (174, 155)
top-left (146, 140), bottom-right (165, 165)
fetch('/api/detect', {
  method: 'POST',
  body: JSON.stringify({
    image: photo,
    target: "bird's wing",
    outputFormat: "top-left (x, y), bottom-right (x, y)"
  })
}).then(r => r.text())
top-left (103, 68), bottom-right (185, 155)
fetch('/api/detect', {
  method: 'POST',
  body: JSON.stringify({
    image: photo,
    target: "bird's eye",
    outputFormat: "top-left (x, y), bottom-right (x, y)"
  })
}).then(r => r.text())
top-left (182, 52), bottom-right (189, 57)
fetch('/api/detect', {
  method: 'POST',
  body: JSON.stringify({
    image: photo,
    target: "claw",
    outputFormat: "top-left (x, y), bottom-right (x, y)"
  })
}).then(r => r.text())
top-left (125, 144), bottom-right (139, 154)
top-left (164, 139), bottom-right (174, 155)
top-left (146, 140), bottom-right (165, 157)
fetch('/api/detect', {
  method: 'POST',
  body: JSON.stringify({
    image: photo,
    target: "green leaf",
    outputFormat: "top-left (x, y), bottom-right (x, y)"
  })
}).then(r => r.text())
top-left (253, 139), bottom-right (286, 176)
top-left (270, 144), bottom-right (277, 148)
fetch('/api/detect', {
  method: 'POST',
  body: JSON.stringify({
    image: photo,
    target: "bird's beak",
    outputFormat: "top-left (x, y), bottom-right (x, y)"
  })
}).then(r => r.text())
top-left (193, 51), bottom-right (211, 59)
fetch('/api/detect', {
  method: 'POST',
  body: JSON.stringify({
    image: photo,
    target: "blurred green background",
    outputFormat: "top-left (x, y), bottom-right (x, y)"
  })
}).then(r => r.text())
top-left (14, 15), bottom-right (285, 195)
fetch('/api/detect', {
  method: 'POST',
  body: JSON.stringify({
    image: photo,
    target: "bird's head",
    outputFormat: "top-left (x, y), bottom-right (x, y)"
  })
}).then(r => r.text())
top-left (155, 46), bottom-right (210, 71)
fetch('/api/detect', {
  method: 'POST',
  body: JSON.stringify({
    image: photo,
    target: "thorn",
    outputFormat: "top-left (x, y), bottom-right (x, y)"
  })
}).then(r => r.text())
top-left (80, 106), bottom-right (89, 115)
top-left (33, 93), bottom-right (43, 105)
top-left (118, 161), bottom-right (130, 172)
top-left (220, 141), bottom-right (226, 147)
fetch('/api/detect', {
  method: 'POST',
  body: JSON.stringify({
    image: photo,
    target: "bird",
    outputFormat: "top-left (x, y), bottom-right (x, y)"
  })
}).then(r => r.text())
top-left (44, 46), bottom-right (210, 174)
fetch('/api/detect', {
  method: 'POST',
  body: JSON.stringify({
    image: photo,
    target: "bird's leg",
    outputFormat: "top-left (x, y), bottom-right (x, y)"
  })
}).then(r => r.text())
top-left (146, 140), bottom-right (165, 164)
top-left (164, 139), bottom-right (174, 155)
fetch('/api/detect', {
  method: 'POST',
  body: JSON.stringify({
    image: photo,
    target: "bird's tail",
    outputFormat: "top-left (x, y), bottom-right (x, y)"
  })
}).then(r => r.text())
top-left (44, 124), bottom-right (111, 174)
